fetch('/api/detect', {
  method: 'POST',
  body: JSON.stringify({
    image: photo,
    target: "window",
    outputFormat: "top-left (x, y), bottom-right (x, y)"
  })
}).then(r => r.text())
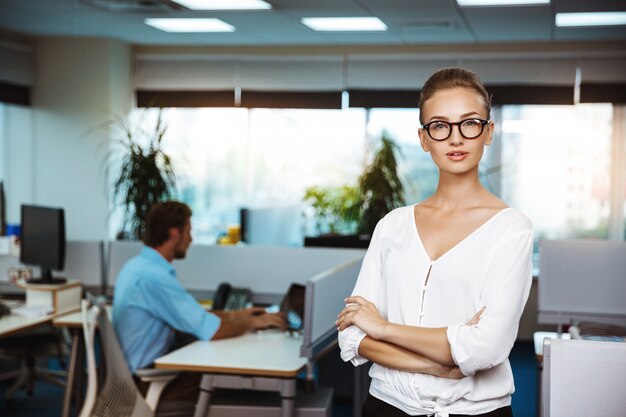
top-left (122, 103), bottom-right (625, 256)
top-left (498, 104), bottom-right (612, 241)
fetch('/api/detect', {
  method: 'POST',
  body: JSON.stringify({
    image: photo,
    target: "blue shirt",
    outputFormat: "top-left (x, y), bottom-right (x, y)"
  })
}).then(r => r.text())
top-left (113, 246), bottom-right (221, 372)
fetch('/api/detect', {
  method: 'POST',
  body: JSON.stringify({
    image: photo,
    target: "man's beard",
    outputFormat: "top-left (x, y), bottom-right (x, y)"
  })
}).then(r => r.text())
top-left (174, 247), bottom-right (187, 259)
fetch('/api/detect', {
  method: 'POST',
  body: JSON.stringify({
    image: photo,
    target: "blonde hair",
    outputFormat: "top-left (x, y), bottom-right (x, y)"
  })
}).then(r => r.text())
top-left (419, 67), bottom-right (491, 124)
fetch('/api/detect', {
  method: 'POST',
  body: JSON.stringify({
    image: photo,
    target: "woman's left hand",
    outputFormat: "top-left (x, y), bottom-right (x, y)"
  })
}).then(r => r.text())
top-left (336, 296), bottom-right (388, 339)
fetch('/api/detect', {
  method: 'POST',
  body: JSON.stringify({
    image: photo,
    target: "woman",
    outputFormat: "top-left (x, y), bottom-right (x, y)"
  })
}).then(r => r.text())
top-left (336, 67), bottom-right (533, 417)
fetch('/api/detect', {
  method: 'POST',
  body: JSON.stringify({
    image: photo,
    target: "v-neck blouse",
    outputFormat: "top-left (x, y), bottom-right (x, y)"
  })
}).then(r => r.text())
top-left (338, 205), bottom-right (533, 417)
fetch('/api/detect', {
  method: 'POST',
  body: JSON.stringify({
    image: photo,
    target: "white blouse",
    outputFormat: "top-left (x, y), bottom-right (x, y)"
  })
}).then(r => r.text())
top-left (338, 205), bottom-right (533, 417)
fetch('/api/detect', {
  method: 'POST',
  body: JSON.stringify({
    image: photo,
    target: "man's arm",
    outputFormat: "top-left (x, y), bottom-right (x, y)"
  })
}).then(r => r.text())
top-left (358, 336), bottom-right (463, 379)
top-left (211, 308), bottom-right (286, 340)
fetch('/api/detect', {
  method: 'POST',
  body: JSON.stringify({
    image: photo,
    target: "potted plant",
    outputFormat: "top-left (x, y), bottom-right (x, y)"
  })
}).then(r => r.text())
top-left (356, 132), bottom-right (405, 236)
top-left (303, 132), bottom-right (404, 248)
top-left (106, 109), bottom-right (177, 240)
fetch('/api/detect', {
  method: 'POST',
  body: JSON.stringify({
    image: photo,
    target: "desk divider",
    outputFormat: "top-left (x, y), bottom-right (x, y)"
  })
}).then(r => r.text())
top-left (538, 239), bottom-right (626, 327)
top-left (0, 240), bottom-right (104, 289)
top-left (301, 256), bottom-right (363, 360)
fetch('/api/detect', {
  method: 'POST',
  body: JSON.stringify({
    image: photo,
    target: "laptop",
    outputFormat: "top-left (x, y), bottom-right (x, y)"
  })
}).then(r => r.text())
top-left (279, 283), bottom-right (305, 331)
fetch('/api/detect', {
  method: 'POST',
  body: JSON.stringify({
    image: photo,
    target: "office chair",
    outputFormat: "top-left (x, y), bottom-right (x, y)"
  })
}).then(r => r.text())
top-left (79, 298), bottom-right (191, 417)
top-left (0, 325), bottom-right (67, 404)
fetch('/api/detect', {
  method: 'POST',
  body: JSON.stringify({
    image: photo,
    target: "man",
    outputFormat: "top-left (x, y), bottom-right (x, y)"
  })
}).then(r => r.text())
top-left (113, 201), bottom-right (285, 373)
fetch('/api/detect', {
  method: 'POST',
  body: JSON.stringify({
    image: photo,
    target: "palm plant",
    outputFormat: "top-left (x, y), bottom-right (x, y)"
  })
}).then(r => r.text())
top-left (108, 109), bottom-right (176, 240)
top-left (356, 133), bottom-right (405, 235)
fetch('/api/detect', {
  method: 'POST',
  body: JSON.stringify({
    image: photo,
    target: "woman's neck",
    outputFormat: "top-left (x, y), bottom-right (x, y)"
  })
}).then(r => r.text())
top-left (429, 170), bottom-right (489, 210)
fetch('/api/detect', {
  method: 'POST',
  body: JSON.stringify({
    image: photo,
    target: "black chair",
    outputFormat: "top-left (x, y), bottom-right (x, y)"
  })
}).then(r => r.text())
top-left (0, 325), bottom-right (67, 404)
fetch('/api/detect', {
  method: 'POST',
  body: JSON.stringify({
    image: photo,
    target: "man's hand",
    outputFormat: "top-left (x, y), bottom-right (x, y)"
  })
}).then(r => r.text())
top-left (241, 307), bottom-right (287, 331)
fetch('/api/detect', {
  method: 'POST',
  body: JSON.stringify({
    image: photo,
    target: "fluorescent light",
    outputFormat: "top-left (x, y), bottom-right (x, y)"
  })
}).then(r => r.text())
top-left (556, 12), bottom-right (626, 27)
top-left (145, 18), bottom-right (235, 32)
top-left (457, 0), bottom-right (550, 6)
top-left (301, 17), bottom-right (387, 31)
top-left (172, 0), bottom-right (271, 10)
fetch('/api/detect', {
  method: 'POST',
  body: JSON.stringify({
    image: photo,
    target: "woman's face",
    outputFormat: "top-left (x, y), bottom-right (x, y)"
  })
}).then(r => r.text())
top-left (418, 87), bottom-right (493, 175)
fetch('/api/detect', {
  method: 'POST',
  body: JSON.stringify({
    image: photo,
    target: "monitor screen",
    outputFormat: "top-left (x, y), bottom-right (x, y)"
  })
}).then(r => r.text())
top-left (20, 204), bottom-right (66, 284)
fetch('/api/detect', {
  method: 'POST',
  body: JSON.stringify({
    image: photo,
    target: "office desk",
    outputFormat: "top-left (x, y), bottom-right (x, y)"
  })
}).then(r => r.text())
top-left (0, 313), bottom-right (54, 338)
top-left (155, 330), bottom-right (308, 417)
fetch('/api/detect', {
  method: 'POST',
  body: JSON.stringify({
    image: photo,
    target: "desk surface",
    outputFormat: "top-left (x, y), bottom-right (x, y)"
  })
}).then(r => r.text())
top-left (52, 306), bottom-right (112, 329)
top-left (155, 330), bottom-right (307, 378)
top-left (0, 306), bottom-right (79, 338)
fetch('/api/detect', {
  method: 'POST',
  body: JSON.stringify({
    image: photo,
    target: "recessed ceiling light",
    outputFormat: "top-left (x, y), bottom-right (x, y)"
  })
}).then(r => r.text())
top-left (301, 17), bottom-right (387, 31)
top-left (456, 0), bottom-right (550, 6)
top-left (556, 12), bottom-right (626, 27)
top-left (144, 18), bottom-right (235, 32)
top-left (172, 0), bottom-right (272, 10)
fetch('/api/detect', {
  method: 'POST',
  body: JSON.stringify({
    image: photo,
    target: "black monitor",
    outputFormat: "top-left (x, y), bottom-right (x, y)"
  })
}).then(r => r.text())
top-left (20, 204), bottom-right (67, 284)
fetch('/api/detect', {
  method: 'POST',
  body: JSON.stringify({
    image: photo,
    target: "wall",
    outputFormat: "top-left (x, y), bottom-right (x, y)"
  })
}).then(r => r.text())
top-left (29, 38), bottom-right (131, 239)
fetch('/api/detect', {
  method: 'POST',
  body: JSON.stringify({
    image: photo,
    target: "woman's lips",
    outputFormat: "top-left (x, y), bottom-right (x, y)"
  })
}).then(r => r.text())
top-left (446, 151), bottom-right (468, 161)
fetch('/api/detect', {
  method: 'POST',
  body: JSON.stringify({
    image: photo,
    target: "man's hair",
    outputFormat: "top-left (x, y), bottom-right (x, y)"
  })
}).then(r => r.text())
top-left (419, 67), bottom-right (491, 124)
top-left (143, 201), bottom-right (192, 248)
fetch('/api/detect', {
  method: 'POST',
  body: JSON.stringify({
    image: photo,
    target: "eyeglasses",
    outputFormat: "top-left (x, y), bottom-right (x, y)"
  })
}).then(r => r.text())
top-left (421, 118), bottom-right (490, 141)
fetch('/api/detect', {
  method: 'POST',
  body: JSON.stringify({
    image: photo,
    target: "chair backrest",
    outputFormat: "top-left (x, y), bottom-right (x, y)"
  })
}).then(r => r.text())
top-left (542, 338), bottom-right (626, 417)
top-left (79, 298), bottom-right (153, 417)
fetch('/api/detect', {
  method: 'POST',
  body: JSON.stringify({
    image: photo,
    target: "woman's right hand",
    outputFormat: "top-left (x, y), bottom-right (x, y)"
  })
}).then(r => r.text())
top-left (466, 306), bottom-right (485, 326)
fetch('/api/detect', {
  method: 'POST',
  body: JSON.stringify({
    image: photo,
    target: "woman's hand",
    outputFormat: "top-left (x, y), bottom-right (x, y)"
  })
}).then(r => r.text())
top-left (336, 296), bottom-right (388, 339)
top-left (466, 306), bottom-right (486, 326)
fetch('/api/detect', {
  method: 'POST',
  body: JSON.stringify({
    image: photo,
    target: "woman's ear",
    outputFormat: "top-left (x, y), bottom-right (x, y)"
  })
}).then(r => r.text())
top-left (418, 128), bottom-right (430, 153)
top-left (484, 121), bottom-right (494, 146)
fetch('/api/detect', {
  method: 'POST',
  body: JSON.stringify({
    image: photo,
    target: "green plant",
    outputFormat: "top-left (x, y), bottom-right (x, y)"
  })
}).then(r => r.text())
top-left (303, 185), bottom-right (360, 234)
top-left (107, 109), bottom-right (176, 240)
top-left (357, 132), bottom-right (405, 235)
top-left (304, 132), bottom-right (405, 237)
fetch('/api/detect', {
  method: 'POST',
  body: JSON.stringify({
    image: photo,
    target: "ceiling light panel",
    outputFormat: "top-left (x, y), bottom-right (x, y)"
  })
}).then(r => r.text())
top-left (555, 12), bottom-right (626, 27)
top-left (457, 0), bottom-right (550, 6)
top-left (144, 18), bottom-right (235, 32)
top-left (172, 0), bottom-right (272, 10)
top-left (301, 17), bottom-right (387, 32)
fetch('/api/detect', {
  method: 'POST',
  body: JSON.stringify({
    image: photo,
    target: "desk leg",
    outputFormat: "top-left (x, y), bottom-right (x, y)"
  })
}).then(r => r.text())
top-left (193, 374), bottom-right (214, 417)
top-left (279, 378), bottom-right (297, 417)
top-left (62, 330), bottom-right (81, 417)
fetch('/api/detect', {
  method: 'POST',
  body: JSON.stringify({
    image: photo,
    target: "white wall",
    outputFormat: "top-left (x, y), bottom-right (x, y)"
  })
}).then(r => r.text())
top-left (29, 38), bottom-right (132, 239)
top-left (1, 104), bottom-right (33, 224)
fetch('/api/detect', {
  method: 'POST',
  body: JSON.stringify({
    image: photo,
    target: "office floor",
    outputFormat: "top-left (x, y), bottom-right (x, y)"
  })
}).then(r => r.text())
top-left (0, 342), bottom-right (537, 417)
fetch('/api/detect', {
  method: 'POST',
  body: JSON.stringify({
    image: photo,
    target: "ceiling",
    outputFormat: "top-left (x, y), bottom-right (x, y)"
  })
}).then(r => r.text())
top-left (0, 0), bottom-right (625, 47)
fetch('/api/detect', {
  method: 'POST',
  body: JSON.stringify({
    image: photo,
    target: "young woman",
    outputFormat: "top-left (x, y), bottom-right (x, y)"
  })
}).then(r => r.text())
top-left (336, 67), bottom-right (533, 417)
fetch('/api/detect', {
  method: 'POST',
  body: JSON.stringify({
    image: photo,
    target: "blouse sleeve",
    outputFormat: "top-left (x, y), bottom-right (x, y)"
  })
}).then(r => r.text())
top-left (338, 217), bottom-right (385, 366)
top-left (446, 228), bottom-right (533, 376)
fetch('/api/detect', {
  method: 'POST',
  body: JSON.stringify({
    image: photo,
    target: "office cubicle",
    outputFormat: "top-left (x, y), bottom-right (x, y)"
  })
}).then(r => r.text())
top-left (107, 241), bottom-right (364, 301)
top-left (0, 240), bottom-right (104, 292)
top-left (538, 239), bottom-right (626, 327)
top-left (542, 338), bottom-right (626, 417)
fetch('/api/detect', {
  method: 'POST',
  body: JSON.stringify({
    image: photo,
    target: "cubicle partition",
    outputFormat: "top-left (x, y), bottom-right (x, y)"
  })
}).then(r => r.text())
top-left (301, 257), bottom-right (363, 360)
top-left (107, 241), bottom-right (364, 299)
top-left (0, 240), bottom-right (104, 292)
top-left (538, 239), bottom-right (626, 327)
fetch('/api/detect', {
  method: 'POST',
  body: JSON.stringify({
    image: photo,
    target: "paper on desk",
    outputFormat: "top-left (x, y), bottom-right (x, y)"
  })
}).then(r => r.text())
top-left (12, 305), bottom-right (54, 317)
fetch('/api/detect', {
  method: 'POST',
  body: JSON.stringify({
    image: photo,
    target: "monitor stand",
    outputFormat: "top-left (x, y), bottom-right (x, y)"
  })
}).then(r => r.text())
top-left (28, 267), bottom-right (67, 285)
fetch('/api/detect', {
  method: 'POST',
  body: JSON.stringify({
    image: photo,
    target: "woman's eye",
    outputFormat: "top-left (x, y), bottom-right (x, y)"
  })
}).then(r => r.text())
top-left (432, 122), bottom-right (448, 130)
top-left (462, 119), bottom-right (479, 127)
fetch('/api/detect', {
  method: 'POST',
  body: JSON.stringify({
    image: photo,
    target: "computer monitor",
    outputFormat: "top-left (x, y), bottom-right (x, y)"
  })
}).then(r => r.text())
top-left (20, 204), bottom-right (67, 284)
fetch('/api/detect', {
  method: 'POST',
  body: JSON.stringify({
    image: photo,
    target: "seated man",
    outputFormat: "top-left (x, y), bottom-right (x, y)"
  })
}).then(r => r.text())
top-left (113, 200), bottom-right (285, 376)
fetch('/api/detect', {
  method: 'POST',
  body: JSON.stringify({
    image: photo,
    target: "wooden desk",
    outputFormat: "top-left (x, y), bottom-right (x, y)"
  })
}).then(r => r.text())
top-left (155, 330), bottom-right (308, 417)
top-left (0, 313), bottom-right (54, 338)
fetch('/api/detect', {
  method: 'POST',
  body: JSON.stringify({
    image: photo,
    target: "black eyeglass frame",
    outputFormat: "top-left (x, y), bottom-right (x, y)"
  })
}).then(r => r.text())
top-left (421, 118), bottom-right (491, 141)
